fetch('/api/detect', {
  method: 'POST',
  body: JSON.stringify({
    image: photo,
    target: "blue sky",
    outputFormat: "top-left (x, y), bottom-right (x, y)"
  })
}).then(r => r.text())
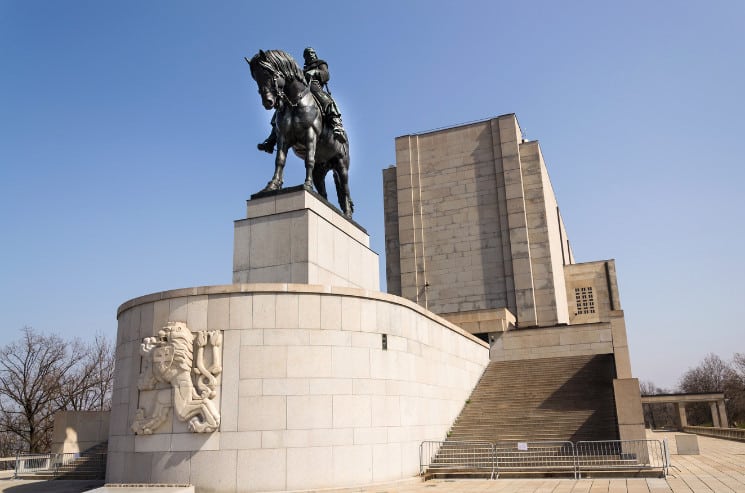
top-left (1, 1), bottom-right (743, 389)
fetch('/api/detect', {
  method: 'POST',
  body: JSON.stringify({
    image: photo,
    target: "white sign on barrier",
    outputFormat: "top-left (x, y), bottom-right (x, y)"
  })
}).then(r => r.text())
top-left (517, 442), bottom-right (528, 451)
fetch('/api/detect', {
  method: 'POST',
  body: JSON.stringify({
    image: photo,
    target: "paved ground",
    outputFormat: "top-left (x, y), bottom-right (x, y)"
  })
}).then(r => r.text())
top-left (336, 431), bottom-right (745, 493)
top-left (0, 479), bottom-right (104, 492)
top-left (1, 431), bottom-right (743, 493)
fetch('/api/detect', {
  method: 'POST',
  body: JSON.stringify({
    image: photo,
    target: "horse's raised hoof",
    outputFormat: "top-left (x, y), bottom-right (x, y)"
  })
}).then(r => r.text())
top-left (262, 180), bottom-right (282, 192)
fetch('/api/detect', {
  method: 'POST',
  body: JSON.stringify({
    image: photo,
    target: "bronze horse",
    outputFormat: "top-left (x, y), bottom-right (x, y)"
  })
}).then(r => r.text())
top-left (247, 50), bottom-right (353, 218)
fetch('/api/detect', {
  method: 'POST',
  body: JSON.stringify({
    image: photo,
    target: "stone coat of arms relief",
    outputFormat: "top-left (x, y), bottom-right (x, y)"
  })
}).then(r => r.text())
top-left (132, 321), bottom-right (222, 434)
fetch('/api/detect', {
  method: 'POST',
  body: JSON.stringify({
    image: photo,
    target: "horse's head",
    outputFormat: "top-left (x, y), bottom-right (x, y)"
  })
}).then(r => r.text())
top-left (248, 50), bottom-right (279, 109)
top-left (248, 49), bottom-right (306, 110)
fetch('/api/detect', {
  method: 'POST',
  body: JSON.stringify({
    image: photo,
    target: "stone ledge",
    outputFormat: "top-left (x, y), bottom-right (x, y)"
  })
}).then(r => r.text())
top-left (246, 185), bottom-right (368, 236)
top-left (92, 486), bottom-right (194, 493)
top-left (117, 284), bottom-right (489, 349)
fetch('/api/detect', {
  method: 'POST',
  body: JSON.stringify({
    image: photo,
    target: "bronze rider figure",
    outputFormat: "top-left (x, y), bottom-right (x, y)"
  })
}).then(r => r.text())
top-left (258, 47), bottom-right (347, 153)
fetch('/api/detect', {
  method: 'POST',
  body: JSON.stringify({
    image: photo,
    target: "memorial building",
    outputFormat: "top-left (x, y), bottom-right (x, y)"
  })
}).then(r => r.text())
top-left (383, 114), bottom-right (645, 444)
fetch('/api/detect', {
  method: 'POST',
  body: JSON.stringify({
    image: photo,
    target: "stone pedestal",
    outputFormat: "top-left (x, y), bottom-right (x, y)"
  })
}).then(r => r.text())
top-left (676, 434), bottom-right (700, 455)
top-left (233, 186), bottom-right (379, 290)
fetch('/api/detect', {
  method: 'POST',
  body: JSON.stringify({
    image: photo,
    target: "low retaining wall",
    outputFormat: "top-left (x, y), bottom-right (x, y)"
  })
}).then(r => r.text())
top-left (108, 284), bottom-right (489, 492)
top-left (683, 426), bottom-right (745, 443)
top-left (52, 410), bottom-right (110, 454)
top-left (489, 322), bottom-right (613, 361)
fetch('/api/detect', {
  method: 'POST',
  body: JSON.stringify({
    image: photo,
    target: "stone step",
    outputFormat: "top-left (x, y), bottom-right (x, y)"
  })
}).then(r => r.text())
top-left (444, 354), bottom-right (619, 445)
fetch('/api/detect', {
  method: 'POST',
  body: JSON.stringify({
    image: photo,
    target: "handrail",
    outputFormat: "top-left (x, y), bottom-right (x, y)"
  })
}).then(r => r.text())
top-left (12, 450), bottom-right (106, 479)
top-left (420, 440), bottom-right (496, 479)
top-left (494, 440), bottom-right (577, 479)
top-left (420, 439), bottom-right (669, 479)
top-left (575, 439), bottom-right (667, 478)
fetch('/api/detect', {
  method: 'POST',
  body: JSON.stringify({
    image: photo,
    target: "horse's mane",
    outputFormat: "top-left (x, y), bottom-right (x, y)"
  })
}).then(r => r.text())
top-left (250, 50), bottom-right (305, 83)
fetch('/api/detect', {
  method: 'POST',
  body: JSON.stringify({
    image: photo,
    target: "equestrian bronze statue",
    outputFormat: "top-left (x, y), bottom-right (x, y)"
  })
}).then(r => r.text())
top-left (246, 49), bottom-right (353, 218)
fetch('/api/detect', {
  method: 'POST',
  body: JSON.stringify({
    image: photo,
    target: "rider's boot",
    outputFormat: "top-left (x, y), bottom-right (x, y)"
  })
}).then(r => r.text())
top-left (257, 131), bottom-right (277, 153)
top-left (325, 102), bottom-right (347, 143)
top-left (329, 115), bottom-right (347, 143)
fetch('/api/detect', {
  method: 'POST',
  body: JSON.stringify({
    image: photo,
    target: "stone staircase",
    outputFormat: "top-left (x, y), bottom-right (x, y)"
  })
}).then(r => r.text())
top-left (15, 442), bottom-right (107, 480)
top-left (447, 354), bottom-right (620, 444)
top-left (425, 354), bottom-right (621, 478)
top-left (54, 441), bottom-right (107, 480)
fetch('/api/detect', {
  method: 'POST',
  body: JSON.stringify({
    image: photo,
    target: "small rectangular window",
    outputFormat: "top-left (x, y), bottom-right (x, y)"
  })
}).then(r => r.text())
top-left (382, 334), bottom-right (388, 350)
top-left (575, 287), bottom-right (596, 315)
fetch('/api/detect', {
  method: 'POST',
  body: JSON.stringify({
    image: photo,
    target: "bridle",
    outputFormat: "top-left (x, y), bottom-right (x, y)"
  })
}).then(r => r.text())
top-left (264, 67), bottom-right (309, 108)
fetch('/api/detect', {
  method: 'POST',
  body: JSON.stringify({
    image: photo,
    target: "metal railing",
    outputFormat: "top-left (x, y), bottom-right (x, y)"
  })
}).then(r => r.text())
top-left (576, 440), bottom-right (668, 477)
top-left (13, 451), bottom-right (106, 479)
top-left (14, 453), bottom-right (52, 475)
top-left (0, 458), bottom-right (15, 479)
top-left (420, 439), bottom-right (669, 479)
top-left (684, 426), bottom-right (745, 442)
top-left (495, 441), bottom-right (577, 478)
top-left (420, 440), bottom-right (496, 479)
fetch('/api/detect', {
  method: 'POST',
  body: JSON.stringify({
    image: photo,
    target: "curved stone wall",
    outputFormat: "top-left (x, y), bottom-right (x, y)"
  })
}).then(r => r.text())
top-left (108, 284), bottom-right (489, 492)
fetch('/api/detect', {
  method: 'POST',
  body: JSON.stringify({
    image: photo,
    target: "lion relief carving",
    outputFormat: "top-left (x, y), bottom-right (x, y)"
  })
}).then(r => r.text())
top-left (132, 322), bottom-right (222, 434)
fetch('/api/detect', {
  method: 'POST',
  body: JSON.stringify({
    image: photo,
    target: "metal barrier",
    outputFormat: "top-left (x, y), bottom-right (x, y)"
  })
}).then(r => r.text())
top-left (684, 426), bottom-right (745, 442)
top-left (13, 451), bottom-right (106, 479)
top-left (14, 454), bottom-right (52, 475)
top-left (419, 440), bottom-right (496, 479)
top-left (495, 441), bottom-right (577, 479)
top-left (419, 439), bottom-right (669, 479)
top-left (0, 458), bottom-right (15, 479)
top-left (575, 440), bottom-right (667, 478)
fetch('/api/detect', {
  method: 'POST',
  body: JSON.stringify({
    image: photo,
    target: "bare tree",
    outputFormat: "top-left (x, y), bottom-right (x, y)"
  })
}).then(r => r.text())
top-left (0, 328), bottom-right (115, 453)
top-left (61, 334), bottom-right (115, 412)
top-left (639, 380), bottom-right (676, 429)
top-left (0, 327), bottom-right (88, 452)
top-left (728, 353), bottom-right (745, 427)
top-left (0, 432), bottom-right (24, 458)
top-left (678, 353), bottom-right (745, 426)
top-left (733, 353), bottom-right (745, 379)
top-left (639, 380), bottom-right (668, 396)
top-left (679, 353), bottom-right (736, 393)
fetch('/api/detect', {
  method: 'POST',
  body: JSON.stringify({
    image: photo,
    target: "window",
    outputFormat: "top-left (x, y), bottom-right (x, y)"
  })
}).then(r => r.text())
top-left (575, 287), bottom-right (595, 315)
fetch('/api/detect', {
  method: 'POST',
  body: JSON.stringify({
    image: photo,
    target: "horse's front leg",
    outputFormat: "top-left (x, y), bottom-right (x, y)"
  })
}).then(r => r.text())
top-left (303, 130), bottom-right (317, 192)
top-left (263, 136), bottom-right (287, 192)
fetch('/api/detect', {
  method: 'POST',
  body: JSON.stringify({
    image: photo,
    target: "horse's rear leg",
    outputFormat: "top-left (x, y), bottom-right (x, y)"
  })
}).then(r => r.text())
top-left (313, 165), bottom-right (328, 199)
top-left (333, 171), bottom-right (344, 210)
top-left (333, 162), bottom-right (353, 218)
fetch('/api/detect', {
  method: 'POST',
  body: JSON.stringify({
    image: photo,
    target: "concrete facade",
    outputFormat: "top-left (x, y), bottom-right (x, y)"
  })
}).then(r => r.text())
top-left (383, 114), bottom-right (645, 442)
top-left (110, 285), bottom-right (488, 491)
top-left (109, 189), bottom-right (489, 492)
top-left (383, 115), bottom-right (573, 329)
